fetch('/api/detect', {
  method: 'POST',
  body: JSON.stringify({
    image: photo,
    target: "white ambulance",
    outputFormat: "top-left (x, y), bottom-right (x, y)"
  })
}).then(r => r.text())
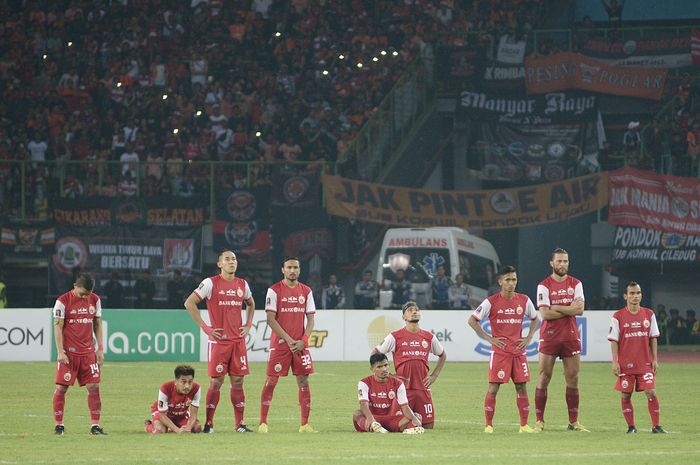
top-left (377, 227), bottom-right (501, 309)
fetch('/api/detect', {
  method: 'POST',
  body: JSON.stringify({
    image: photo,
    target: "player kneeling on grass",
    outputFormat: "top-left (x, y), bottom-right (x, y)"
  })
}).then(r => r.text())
top-left (145, 365), bottom-right (202, 434)
top-left (468, 265), bottom-right (540, 433)
top-left (608, 282), bottom-right (667, 434)
top-left (353, 353), bottom-right (424, 434)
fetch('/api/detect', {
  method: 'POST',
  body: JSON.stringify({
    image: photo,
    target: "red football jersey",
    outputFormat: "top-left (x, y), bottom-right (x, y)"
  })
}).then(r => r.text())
top-left (536, 275), bottom-right (584, 342)
top-left (376, 328), bottom-right (444, 391)
top-left (152, 380), bottom-right (201, 419)
top-left (608, 307), bottom-right (660, 374)
top-left (472, 292), bottom-right (537, 355)
top-left (358, 375), bottom-right (408, 416)
top-left (265, 280), bottom-right (316, 350)
top-left (53, 290), bottom-right (102, 356)
top-left (194, 275), bottom-right (252, 343)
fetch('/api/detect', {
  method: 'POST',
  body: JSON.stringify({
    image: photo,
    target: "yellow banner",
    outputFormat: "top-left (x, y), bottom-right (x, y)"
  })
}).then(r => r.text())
top-left (322, 173), bottom-right (609, 230)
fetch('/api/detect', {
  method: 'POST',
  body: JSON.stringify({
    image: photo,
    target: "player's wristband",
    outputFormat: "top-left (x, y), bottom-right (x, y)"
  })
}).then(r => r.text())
top-left (200, 324), bottom-right (213, 335)
top-left (612, 354), bottom-right (619, 363)
top-left (301, 335), bottom-right (309, 348)
top-left (245, 322), bottom-right (252, 329)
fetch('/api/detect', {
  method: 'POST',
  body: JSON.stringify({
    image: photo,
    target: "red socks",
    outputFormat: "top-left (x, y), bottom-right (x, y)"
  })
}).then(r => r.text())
top-left (230, 384), bottom-right (245, 426)
top-left (484, 392), bottom-right (497, 426)
top-left (299, 386), bottom-right (311, 426)
top-left (205, 382), bottom-right (221, 426)
top-left (565, 387), bottom-right (579, 424)
top-left (53, 388), bottom-right (66, 425)
top-left (86, 385), bottom-right (101, 425)
top-left (535, 388), bottom-right (547, 422)
top-left (648, 395), bottom-right (660, 427)
top-left (259, 378), bottom-right (277, 425)
top-left (516, 392), bottom-right (530, 427)
top-left (621, 397), bottom-right (635, 427)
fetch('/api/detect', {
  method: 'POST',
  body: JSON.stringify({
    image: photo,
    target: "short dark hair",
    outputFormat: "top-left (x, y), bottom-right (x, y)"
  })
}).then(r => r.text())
top-left (218, 249), bottom-right (236, 260)
top-left (75, 273), bottom-right (95, 291)
top-left (174, 365), bottom-right (195, 378)
top-left (402, 300), bottom-right (418, 314)
top-left (624, 281), bottom-right (640, 292)
top-left (363, 269), bottom-right (372, 275)
top-left (282, 256), bottom-right (300, 266)
top-left (499, 265), bottom-right (517, 276)
top-left (370, 353), bottom-right (388, 366)
top-left (551, 248), bottom-right (568, 259)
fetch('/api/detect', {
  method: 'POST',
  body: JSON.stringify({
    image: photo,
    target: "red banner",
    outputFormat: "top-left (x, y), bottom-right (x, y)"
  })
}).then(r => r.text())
top-left (608, 168), bottom-right (700, 234)
top-left (524, 52), bottom-right (667, 100)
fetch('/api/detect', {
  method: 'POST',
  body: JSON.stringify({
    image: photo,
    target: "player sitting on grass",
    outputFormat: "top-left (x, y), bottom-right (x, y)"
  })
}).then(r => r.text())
top-left (145, 365), bottom-right (202, 434)
top-left (353, 353), bottom-right (425, 434)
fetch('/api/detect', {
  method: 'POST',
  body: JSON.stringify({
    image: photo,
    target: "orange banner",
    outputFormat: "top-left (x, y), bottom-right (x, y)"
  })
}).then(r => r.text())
top-left (524, 52), bottom-right (667, 100)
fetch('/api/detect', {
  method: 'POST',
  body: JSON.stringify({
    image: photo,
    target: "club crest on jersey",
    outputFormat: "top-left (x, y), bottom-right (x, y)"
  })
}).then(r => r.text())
top-left (89, 305), bottom-right (96, 315)
top-left (643, 319), bottom-right (650, 328)
top-left (516, 306), bottom-right (523, 315)
top-left (237, 288), bottom-right (243, 298)
top-left (388, 390), bottom-right (396, 400)
top-left (567, 287), bottom-right (574, 295)
top-left (421, 340), bottom-right (428, 348)
top-left (64, 373), bottom-right (71, 382)
top-left (358, 389), bottom-right (363, 398)
top-left (299, 295), bottom-right (306, 305)
top-left (216, 363), bottom-right (224, 374)
top-left (621, 379), bottom-right (629, 389)
top-left (274, 363), bottom-right (283, 373)
top-left (497, 370), bottom-right (505, 379)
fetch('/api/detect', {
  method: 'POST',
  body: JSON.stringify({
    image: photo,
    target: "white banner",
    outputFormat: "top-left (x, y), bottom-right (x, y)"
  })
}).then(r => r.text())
top-left (198, 309), bottom-right (615, 363)
top-left (496, 36), bottom-right (526, 64)
top-left (0, 309), bottom-right (53, 361)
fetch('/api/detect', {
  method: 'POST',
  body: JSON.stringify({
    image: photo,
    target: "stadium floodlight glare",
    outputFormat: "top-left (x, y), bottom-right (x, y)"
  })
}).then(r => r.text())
top-left (255, 131), bottom-right (262, 137)
top-left (172, 128), bottom-right (179, 135)
top-left (275, 31), bottom-right (281, 37)
top-left (338, 54), bottom-right (345, 60)
top-left (67, 41), bottom-right (73, 47)
top-left (162, 94), bottom-right (168, 100)
top-left (116, 82), bottom-right (122, 88)
top-left (372, 57), bottom-right (378, 62)
top-left (380, 50), bottom-right (387, 56)
top-left (356, 62), bottom-right (363, 68)
top-left (392, 50), bottom-right (399, 56)
top-left (322, 69), bottom-right (329, 75)
top-left (42, 54), bottom-right (47, 60)
top-left (196, 110), bottom-right (202, 116)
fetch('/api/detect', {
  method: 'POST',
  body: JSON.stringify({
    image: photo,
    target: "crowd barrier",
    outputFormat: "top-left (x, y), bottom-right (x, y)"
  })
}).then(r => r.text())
top-left (0, 309), bottom-right (615, 362)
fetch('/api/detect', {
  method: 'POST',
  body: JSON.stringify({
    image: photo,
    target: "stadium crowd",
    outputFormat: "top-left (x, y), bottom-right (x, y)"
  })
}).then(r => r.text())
top-left (0, 0), bottom-right (547, 220)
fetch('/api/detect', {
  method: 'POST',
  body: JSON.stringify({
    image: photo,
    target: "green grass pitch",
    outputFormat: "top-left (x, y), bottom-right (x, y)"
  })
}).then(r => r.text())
top-left (2, 361), bottom-right (699, 465)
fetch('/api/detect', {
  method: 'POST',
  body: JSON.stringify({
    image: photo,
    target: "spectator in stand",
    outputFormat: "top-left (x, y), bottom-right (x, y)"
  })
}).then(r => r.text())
top-left (167, 270), bottom-right (186, 309)
top-left (322, 274), bottom-right (346, 310)
top-left (430, 265), bottom-right (452, 309)
top-left (655, 305), bottom-right (668, 345)
top-left (686, 310), bottom-right (700, 344)
top-left (134, 270), bottom-right (157, 309)
top-left (599, 0), bottom-right (625, 28)
top-left (670, 132), bottom-right (689, 176)
top-left (387, 269), bottom-right (413, 309)
top-left (103, 272), bottom-right (125, 309)
top-left (667, 308), bottom-right (687, 345)
top-left (623, 122), bottom-right (641, 164)
top-left (448, 274), bottom-right (470, 310)
top-left (355, 270), bottom-right (379, 309)
top-left (686, 123), bottom-right (700, 176)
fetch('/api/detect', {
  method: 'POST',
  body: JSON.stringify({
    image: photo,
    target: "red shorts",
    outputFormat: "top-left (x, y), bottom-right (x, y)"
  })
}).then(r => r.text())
top-left (353, 413), bottom-right (404, 432)
top-left (538, 339), bottom-right (582, 359)
top-left (615, 372), bottom-right (656, 393)
top-left (55, 352), bottom-right (100, 386)
top-left (266, 347), bottom-right (314, 377)
top-left (150, 408), bottom-right (189, 428)
top-left (207, 339), bottom-right (249, 377)
top-left (488, 351), bottom-right (530, 384)
top-left (406, 389), bottom-right (433, 424)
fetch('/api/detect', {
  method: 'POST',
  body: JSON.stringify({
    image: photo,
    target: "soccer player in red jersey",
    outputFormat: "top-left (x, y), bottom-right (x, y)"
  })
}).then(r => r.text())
top-left (468, 265), bottom-right (539, 433)
top-left (353, 353), bottom-right (424, 434)
top-left (145, 365), bottom-right (203, 434)
top-left (534, 248), bottom-right (588, 432)
top-left (608, 282), bottom-right (667, 434)
top-left (258, 257), bottom-right (317, 433)
top-left (52, 273), bottom-right (106, 435)
top-left (185, 249), bottom-right (255, 433)
top-left (373, 300), bottom-right (446, 429)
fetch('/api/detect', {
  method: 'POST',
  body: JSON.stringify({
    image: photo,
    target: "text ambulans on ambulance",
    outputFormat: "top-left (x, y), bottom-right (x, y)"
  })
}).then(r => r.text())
top-left (377, 227), bottom-right (500, 309)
